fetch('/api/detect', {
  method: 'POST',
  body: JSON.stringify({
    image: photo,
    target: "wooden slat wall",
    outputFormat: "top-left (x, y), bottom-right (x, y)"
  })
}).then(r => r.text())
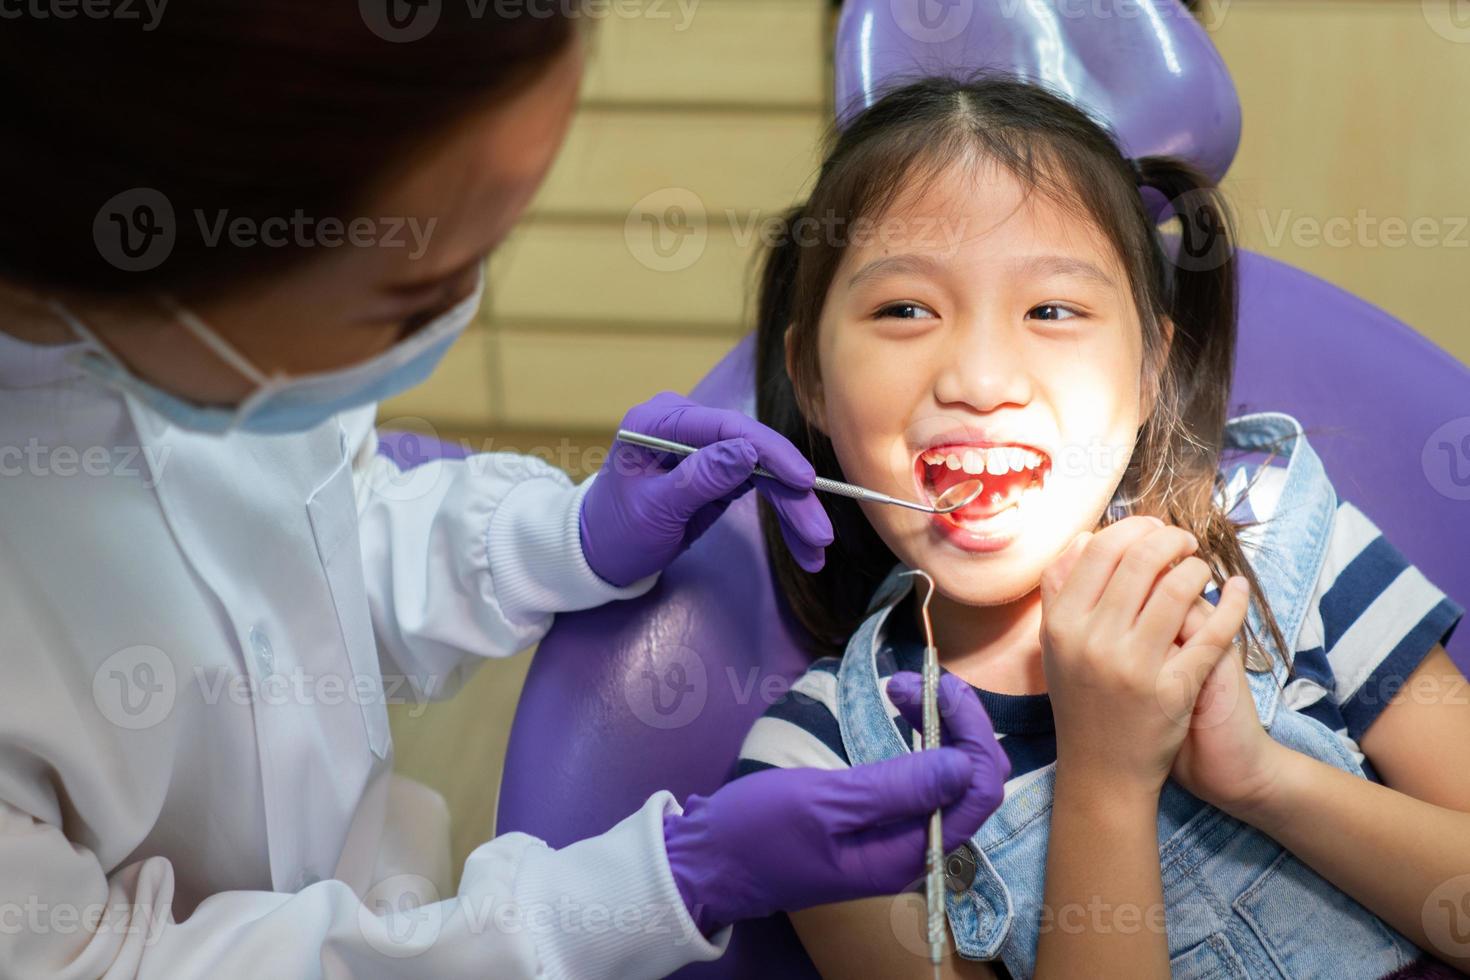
top-left (1211, 0), bottom-right (1470, 365)
top-left (380, 0), bottom-right (830, 433)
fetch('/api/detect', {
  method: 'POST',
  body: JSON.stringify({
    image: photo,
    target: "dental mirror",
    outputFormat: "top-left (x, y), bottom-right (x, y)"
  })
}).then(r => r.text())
top-left (927, 478), bottom-right (984, 514)
top-left (615, 429), bottom-right (985, 515)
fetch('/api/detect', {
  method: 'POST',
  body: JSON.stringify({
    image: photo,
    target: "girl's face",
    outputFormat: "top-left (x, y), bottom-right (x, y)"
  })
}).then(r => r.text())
top-left (804, 159), bottom-right (1157, 607)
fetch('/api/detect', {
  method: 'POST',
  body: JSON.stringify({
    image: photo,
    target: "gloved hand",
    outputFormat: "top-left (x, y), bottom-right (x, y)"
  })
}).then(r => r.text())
top-left (579, 391), bottom-right (833, 587)
top-left (663, 671), bottom-right (1010, 935)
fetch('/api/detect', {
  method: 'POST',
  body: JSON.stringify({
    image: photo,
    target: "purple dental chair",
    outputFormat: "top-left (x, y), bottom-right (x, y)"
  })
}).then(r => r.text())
top-left (381, 3), bottom-right (1470, 976)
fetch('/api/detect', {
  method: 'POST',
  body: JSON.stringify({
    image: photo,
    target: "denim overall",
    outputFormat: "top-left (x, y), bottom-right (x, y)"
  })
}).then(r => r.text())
top-left (835, 412), bottom-right (1424, 978)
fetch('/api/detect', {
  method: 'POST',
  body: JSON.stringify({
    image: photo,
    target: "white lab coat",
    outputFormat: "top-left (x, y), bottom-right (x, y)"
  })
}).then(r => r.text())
top-left (0, 331), bottom-right (731, 978)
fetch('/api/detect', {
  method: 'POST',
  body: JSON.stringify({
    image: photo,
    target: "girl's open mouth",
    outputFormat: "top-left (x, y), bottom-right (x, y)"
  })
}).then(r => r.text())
top-left (915, 443), bottom-right (1051, 530)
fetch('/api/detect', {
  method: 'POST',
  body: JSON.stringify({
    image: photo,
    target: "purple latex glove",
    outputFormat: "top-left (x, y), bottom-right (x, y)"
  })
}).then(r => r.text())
top-left (580, 391), bottom-right (834, 587)
top-left (663, 671), bottom-right (1009, 935)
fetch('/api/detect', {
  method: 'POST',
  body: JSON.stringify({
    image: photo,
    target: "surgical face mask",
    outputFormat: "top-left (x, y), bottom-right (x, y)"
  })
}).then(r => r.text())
top-left (52, 272), bottom-right (485, 436)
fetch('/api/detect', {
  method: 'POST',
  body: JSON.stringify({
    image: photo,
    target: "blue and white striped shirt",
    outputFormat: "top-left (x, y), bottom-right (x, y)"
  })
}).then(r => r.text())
top-left (732, 463), bottom-right (1466, 793)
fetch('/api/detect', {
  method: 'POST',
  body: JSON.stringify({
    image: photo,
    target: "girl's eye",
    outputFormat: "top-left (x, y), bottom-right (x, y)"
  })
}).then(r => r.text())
top-left (1028, 304), bottom-right (1081, 322)
top-left (876, 302), bottom-right (937, 320)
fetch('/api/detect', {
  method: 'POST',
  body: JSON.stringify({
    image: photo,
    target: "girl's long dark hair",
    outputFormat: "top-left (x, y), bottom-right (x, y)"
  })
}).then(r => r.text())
top-left (756, 75), bottom-right (1292, 673)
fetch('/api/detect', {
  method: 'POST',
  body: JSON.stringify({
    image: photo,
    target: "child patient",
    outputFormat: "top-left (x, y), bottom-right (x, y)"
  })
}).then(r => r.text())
top-left (729, 76), bottom-right (1468, 978)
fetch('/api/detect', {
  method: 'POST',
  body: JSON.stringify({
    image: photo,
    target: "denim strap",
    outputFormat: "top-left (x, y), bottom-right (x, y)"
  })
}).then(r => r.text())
top-left (1220, 412), bottom-right (1338, 728)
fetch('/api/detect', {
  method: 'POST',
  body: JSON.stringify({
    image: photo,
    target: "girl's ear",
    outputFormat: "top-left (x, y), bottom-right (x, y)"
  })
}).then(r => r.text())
top-left (785, 325), bottom-right (828, 433)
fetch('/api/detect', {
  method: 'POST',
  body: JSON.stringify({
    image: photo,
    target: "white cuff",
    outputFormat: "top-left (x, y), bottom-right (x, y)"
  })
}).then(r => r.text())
top-left (485, 472), bottom-right (660, 628)
top-left (509, 791), bottom-right (731, 980)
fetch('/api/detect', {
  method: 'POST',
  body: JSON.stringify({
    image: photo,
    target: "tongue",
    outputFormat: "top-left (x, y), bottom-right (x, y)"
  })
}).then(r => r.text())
top-left (938, 468), bottom-right (1031, 520)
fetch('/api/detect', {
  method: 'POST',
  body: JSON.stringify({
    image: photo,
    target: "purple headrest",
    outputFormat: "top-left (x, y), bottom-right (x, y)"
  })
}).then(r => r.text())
top-left (835, 0), bottom-right (1242, 182)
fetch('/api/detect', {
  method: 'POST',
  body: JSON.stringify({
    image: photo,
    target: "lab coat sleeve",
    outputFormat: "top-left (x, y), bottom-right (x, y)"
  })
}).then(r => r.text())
top-left (346, 411), bottom-right (660, 699)
top-left (0, 792), bottom-right (729, 980)
top-left (0, 557), bottom-right (729, 979)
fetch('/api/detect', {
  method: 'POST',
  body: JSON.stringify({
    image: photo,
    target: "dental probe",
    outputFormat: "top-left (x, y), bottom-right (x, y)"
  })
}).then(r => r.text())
top-left (903, 568), bottom-right (946, 979)
top-left (615, 429), bottom-right (984, 515)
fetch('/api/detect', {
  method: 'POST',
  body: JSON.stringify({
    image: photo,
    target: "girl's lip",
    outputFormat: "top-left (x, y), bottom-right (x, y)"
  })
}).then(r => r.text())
top-left (928, 503), bottom-right (1023, 553)
top-left (913, 427), bottom-right (1049, 458)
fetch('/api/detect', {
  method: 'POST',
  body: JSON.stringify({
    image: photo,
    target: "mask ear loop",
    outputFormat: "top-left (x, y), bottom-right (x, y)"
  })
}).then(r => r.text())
top-left (47, 298), bottom-right (110, 350)
top-left (158, 294), bottom-right (274, 388)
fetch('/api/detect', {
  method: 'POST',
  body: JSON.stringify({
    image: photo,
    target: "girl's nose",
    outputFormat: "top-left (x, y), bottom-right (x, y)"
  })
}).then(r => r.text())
top-left (932, 318), bottom-right (1034, 412)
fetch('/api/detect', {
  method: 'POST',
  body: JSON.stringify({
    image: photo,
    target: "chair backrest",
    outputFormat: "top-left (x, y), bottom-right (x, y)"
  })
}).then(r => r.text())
top-left (496, 338), bottom-right (821, 978)
top-left (491, 4), bottom-right (1470, 977)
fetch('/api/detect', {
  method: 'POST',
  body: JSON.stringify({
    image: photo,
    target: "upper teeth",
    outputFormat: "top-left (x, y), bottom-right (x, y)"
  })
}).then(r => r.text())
top-left (923, 446), bottom-right (1043, 475)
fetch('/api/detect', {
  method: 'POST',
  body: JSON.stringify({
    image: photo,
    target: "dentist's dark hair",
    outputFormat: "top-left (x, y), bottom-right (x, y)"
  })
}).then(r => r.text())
top-left (756, 74), bottom-right (1292, 674)
top-left (0, 3), bottom-right (583, 299)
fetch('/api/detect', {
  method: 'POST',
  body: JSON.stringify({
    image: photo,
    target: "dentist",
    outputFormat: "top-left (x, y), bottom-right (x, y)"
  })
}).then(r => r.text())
top-left (0, 5), bottom-right (1009, 978)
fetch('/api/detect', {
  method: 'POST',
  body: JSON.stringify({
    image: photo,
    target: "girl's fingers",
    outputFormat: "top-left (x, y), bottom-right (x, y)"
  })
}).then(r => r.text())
top-left (1045, 516), bottom-right (1162, 617)
top-left (1183, 576), bottom-right (1251, 653)
top-left (1132, 555), bottom-right (1215, 656)
top-left (1164, 577), bottom-right (1252, 705)
top-left (1177, 593), bottom-right (1216, 644)
top-left (1093, 525), bottom-right (1201, 638)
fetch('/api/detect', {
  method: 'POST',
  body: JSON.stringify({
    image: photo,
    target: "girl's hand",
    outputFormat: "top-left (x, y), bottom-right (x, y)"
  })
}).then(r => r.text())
top-left (1039, 516), bottom-right (1252, 799)
top-left (1170, 596), bottom-right (1289, 819)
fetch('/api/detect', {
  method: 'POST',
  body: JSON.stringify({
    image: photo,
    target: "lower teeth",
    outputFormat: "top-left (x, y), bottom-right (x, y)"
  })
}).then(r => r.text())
top-left (954, 484), bottom-right (1041, 527)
